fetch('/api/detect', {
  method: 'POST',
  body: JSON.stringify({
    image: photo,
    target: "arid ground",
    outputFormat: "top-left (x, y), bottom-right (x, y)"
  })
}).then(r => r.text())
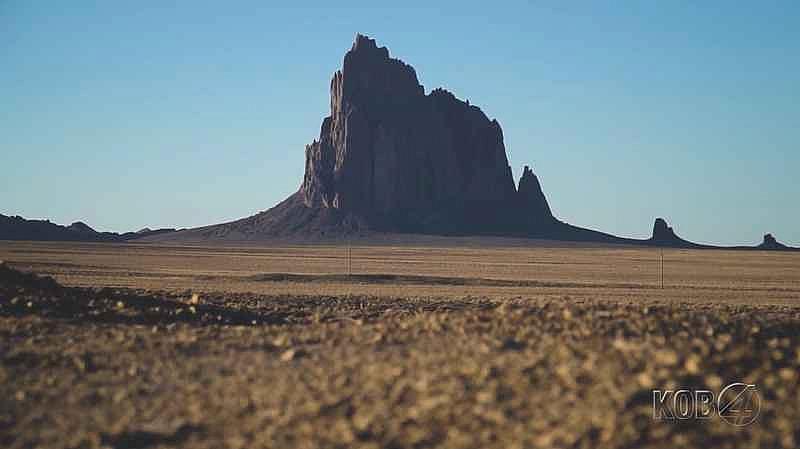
top-left (1, 240), bottom-right (799, 448)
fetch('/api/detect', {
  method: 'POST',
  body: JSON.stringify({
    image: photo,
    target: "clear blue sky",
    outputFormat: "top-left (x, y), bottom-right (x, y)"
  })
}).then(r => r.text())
top-left (1, 1), bottom-right (798, 245)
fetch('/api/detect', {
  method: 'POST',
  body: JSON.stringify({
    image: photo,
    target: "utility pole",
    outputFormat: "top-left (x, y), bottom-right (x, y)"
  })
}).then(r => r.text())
top-left (348, 240), bottom-right (352, 277)
top-left (660, 249), bottom-right (664, 289)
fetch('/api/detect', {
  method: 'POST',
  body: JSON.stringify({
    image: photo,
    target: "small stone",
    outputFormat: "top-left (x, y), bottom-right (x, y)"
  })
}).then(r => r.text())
top-left (637, 372), bottom-right (654, 388)
top-left (684, 355), bottom-right (700, 374)
top-left (705, 375), bottom-right (723, 390)
top-left (654, 349), bottom-right (679, 366)
top-left (280, 349), bottom-right (298, 362)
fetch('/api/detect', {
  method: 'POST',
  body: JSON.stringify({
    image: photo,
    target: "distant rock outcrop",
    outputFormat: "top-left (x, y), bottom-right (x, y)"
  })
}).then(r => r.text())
top-left (0, 214), bottom-right (176, 242)
top-left (0, 215), bottom-right (110, 242)
top-left (651, 218), bottom-right (675, 242)
top-left (517, 165), bottom-right (555, 234)
top-left (67, 221), bottom-right (98, 237)
top-left (757, 233), bottom-right (791, 251)
top-left (648, 218), bottom-right (705, 249)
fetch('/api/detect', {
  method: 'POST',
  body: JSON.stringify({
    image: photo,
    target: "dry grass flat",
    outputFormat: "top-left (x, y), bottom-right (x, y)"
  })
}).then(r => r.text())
top-left (1, 240), bottom-right (799, 449)
top-left (1, 240), bottom-right (798, 304)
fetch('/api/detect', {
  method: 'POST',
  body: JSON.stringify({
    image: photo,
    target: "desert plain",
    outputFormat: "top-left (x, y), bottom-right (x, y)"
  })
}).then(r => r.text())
top-left (1, 240), bottom-right (799, 448)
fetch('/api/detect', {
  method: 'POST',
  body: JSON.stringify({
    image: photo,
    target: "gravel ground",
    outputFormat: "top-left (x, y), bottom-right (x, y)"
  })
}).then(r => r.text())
top-left (2, 262), bottom-right (799, 448)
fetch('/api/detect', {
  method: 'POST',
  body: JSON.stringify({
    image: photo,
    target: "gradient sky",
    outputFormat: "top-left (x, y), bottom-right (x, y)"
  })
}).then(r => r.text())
top-left (1, 1), bottom-right (798, 245)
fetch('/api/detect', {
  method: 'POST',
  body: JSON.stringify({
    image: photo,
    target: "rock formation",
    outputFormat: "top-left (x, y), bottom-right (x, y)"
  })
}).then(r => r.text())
top-left (757, 233), bottom-right (791, 251)
top-left (650, 218), bottom-right (675, 242)
top-left (128, 34), bottom-right (795, 250)
top-left (67, 221), bottom-right (98, 237)
top-left (0, 214), bottom-right (177, 242)
top-left (300, 35), bottom-right (519, 235)
top-left (648, 218), bottom-right (705, 249)
top-left (174, 34), bottom-right (561, 240)
top-left (517, 165), bottom-right (555, 234)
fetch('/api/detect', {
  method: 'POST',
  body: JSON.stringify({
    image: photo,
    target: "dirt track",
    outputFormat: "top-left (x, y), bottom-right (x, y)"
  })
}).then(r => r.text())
top-left (1, 242), bottom-right (799, 448)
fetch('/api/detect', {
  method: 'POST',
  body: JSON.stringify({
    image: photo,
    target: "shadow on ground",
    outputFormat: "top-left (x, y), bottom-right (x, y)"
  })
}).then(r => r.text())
top-left (0, 263), bottom-right (284, 326)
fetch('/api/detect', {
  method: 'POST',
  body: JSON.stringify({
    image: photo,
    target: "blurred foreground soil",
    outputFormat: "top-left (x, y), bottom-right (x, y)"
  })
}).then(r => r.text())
top-left (2, 260), bottom-right (800, 448)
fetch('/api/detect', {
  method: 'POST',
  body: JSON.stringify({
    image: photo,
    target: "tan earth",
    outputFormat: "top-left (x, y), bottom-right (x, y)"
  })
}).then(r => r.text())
top-left (1, 240), bottom-right (799, 448)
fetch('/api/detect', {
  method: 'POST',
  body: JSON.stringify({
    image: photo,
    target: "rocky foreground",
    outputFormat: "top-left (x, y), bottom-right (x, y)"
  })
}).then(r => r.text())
top-left (1, 263), bottom-right (800, 449)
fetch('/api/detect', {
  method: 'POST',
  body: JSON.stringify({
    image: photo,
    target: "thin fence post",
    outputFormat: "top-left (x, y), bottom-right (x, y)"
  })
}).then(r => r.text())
top-left (660, 249), bottom-right (664, 289)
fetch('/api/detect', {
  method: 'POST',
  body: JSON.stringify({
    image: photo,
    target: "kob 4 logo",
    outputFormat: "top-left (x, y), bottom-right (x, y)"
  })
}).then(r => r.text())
top-left (653, 383), bottom-right (760, 427)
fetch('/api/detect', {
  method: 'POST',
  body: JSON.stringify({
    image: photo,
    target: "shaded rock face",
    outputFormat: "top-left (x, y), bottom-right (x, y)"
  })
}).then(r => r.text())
top-left (648, 217), bottom-right (704, 249)
top-left (647, 218), bottom-right (715, 249)
top-left (67, 221), bottom-right (97, 236)
top-left (0, 215), bottom-right (113, 242)
top-left (0, 214), bottom-right (176, 242)
top-left (301, 34), bottom-right (522, 234)
top-left (517, 165), bottom-right (554, 232)
top-left (758, 233), bottom-right (788, 250)
top-left (651, 218), bottom-right (677, 243)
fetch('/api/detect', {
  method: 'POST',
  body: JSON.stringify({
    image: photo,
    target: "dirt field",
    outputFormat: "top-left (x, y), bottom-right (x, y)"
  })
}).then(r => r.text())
top-left (1, 240), bottom-right (799, 448)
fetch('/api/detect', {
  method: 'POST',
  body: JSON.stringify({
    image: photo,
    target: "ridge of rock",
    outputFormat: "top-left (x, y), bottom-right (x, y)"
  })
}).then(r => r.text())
top-left (67, 221), bottom-right (97, 235)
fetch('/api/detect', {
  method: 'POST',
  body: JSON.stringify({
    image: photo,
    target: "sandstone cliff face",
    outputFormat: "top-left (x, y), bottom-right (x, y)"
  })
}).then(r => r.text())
top-left (301, 34), bottom-right (522, 234)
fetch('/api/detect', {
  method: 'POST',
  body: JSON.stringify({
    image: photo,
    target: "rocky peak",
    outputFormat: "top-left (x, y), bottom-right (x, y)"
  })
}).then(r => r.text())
top-left (68, 221), bottom-right (97, 235)
top-left (300, 34), bottom-right (519, 233)
top-left (758, 233), bottom-right (788, 250)
top-left (351, 33), bottom-right (378, 51)
top-left (651, 218), bottom-right (678, 242)
top-left (517, 165), bottom-right (552, 220)
top-left (340, 34), bottom-right (423, 106)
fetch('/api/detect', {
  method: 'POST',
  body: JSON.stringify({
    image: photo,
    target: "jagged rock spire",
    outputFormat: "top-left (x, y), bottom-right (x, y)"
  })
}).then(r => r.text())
top-left (651, 218), bottom-right (677, 242)
top-left (518, 165), bottom-right (552, 219)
